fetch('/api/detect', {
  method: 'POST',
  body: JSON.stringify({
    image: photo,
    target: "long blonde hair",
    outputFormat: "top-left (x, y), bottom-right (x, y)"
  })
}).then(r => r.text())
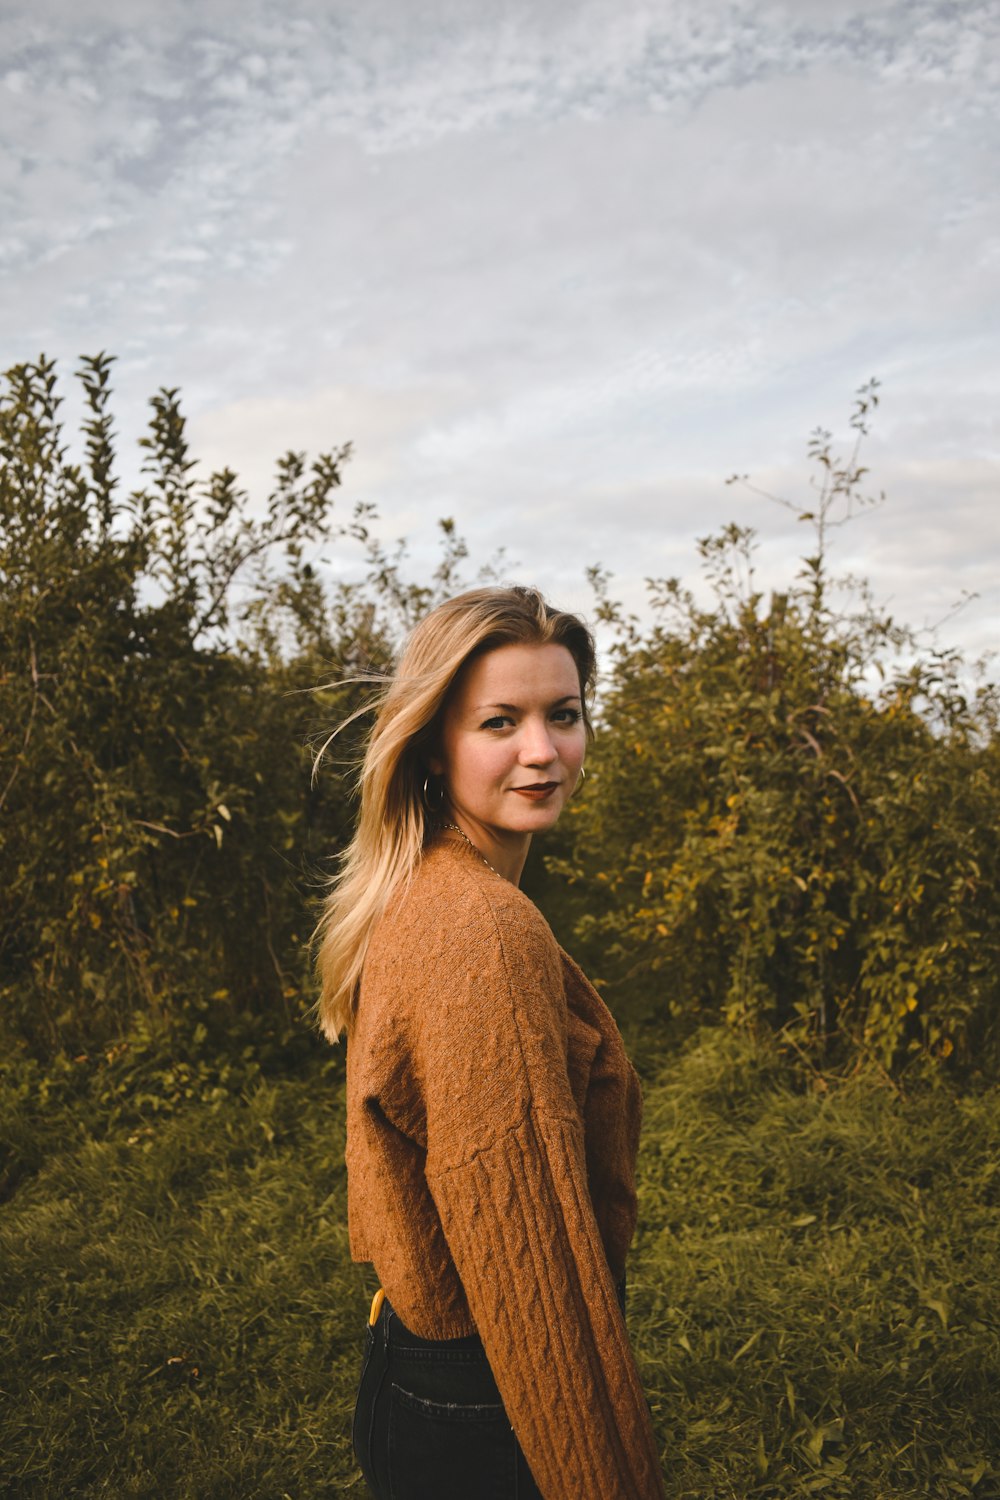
top-left (311, 585), bottom-right (596, 1041)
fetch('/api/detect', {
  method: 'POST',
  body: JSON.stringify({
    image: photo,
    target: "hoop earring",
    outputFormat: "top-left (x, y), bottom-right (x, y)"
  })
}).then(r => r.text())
top-left (572, 765), bottom-right (587, 798)
top-left (422, 774), bottom-right (445, 812)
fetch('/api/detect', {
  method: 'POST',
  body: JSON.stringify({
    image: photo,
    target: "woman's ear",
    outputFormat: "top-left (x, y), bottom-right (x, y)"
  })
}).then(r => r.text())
top-left (427, 754), bottom-right (444, 776)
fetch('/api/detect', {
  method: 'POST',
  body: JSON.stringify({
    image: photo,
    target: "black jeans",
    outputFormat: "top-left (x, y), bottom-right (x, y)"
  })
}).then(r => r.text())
top-left (352, 1278), bottom-right (626, 1500)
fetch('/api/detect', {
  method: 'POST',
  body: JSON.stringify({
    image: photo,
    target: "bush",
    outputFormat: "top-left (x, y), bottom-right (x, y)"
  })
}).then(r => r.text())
top-left (557, 387), bottom-right (1000, 1071)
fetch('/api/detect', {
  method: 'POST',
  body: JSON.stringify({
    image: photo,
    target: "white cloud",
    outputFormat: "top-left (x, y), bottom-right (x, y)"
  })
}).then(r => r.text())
top-left (0, 0), bottom-right (997, 665)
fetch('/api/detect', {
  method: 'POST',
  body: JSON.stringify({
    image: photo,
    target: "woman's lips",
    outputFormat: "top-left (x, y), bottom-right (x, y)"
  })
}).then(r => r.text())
top-left (510, 782), bottom-right (560, 800)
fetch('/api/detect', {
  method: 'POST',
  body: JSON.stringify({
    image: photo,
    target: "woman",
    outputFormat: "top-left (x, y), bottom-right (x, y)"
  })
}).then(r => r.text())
top-left (314, 586), bottom-right (665, 1500)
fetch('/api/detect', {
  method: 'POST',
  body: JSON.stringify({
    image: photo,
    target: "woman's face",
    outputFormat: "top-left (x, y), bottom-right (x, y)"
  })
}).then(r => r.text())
top-left (430, 641), bottom-right (587, 855)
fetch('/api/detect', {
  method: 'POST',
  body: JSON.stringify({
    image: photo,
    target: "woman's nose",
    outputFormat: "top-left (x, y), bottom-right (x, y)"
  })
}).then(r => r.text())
top-left (519, 719), bottom-right (557, 765)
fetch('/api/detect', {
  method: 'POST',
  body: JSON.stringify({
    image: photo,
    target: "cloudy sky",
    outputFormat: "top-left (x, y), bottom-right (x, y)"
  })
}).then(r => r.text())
top-left (3, 0), bottom-right (998, 665)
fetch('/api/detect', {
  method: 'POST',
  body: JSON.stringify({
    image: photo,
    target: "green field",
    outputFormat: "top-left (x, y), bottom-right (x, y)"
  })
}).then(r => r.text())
top-left (3, 1018), bottom-right (997, 1499)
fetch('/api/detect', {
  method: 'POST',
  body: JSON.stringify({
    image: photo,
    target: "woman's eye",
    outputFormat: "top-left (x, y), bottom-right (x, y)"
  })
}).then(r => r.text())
top-left (479, 708), bottom-right (580, 730)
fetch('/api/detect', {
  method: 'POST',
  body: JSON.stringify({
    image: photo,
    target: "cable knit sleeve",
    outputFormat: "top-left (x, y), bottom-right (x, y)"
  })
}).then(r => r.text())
top-left (419, 886), bottom-right (665, 1500)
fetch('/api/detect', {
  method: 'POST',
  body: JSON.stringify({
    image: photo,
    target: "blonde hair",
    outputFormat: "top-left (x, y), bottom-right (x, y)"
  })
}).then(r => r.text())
top-left (311, 585), bottom-right (596, 1040)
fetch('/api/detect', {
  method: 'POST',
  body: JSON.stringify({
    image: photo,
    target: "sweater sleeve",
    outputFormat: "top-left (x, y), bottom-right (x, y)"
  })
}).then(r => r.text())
top-left (420, 890), bottom-right (665, 1500)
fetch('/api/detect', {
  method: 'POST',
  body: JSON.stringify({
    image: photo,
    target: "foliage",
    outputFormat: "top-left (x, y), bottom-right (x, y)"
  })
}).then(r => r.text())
top-left (557, 386), bottom-right (1000, 1071)
top-left (1, 1021), bottom-right (997, 1497)
top-left (0, 355), bottom-right (492, 1061)
top-left (3, 356), bottom-right (998, 1077)
top-left (0, 353), bottom-right (363, 1056)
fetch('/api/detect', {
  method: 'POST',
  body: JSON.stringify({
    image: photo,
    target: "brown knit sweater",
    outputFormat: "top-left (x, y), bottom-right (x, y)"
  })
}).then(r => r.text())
top-left (346, 832), bottom-right (665, 1500)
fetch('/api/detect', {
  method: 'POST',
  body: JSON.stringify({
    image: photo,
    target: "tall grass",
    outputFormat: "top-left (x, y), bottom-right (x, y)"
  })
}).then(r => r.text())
top-left (1, 1022), bottom-right (372, 1497)
top-left (2, 1018), bottom-right (997, 1497)
top-left (630, 1030), bottom-right (1000, 1498)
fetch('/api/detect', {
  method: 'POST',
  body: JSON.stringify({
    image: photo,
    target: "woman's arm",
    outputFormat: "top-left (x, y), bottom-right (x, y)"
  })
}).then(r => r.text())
top-left (420, 889), bottom-right (665, 1500)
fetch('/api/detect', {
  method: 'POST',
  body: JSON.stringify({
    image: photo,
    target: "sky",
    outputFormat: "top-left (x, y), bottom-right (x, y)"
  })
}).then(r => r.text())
top-left (2, 0), bottom-right (999, 669)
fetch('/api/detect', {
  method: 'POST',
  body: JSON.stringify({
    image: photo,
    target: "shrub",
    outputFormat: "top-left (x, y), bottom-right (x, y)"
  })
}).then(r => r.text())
top-left (557, 387), bottom-right (1000, 1070)
top-left (0, 355), bottom-right (366, 1056)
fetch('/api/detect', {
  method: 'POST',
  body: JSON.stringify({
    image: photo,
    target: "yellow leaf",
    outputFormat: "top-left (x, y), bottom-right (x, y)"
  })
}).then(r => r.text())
top-left (784, 1377), bottom-right (796, 1419)
top-left (733, 1328), bottom-right (765, 1361)
top-left (922, 1296), bottom-right (949, 1330)
top-left (755, 1431), bottom-right (769, 1478)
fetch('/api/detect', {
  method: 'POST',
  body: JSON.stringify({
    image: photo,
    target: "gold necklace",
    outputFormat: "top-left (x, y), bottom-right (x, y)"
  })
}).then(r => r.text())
top-left (441, 821), bottom-right (504, 879)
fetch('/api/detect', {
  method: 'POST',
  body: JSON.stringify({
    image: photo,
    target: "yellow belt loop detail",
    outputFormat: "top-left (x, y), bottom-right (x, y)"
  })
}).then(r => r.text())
top-left (369, 1287), bottom-right (386, 1327)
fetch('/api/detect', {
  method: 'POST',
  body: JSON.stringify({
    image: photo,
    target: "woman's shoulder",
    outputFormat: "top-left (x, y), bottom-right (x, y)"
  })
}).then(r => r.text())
top-left (388, 836), bottom-right (555, 949)
top-left (361, 838), bottom-right (561, 1029)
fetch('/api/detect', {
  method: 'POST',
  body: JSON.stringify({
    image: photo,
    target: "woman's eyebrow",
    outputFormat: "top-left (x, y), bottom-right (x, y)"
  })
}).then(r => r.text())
top-left (474, 695), bottom-right (582, 712)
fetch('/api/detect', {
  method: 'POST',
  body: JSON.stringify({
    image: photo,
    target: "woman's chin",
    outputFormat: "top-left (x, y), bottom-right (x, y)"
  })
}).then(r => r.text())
top-left (503, 802), bottom-right (565, 833)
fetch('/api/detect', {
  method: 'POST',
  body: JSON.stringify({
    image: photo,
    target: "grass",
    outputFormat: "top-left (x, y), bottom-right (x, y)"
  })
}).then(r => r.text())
top-left (2, 1015), bottom-right (998, 1498)
top-left (1, 1019), bottom-right (372, 1498)
top-left (629, 1030), bottom-right (1000, 1498)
